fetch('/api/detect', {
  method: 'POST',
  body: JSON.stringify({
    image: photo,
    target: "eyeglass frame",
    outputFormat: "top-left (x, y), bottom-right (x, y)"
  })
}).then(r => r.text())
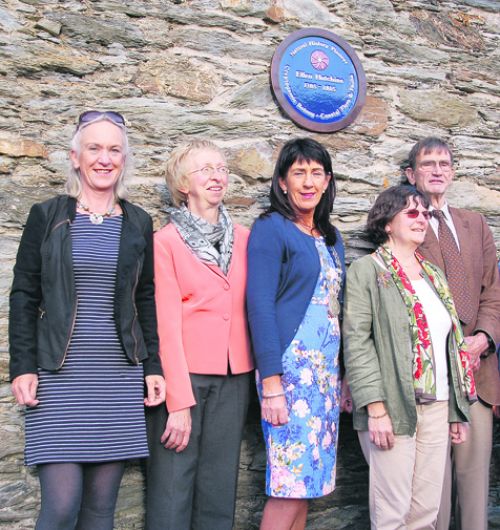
top-left (416, 160), bottom-right (453, 173)
top-left (402, 208), bottom-right (431, 220)
top-left (187, 165), bottom-right (230, 177)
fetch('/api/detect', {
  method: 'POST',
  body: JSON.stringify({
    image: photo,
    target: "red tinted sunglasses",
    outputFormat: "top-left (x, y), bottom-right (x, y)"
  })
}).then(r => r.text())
top-left (403, 209), bottom-right (431, 220)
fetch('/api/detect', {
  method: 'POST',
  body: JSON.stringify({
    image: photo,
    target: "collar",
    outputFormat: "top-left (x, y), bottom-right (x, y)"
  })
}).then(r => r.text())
top-left (429, 202), bottom-right (451, 219)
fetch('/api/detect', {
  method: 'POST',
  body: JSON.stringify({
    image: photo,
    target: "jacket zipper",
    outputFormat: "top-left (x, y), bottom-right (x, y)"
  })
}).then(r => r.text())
top-left (53, 217), bottom-right (75, 369)
top-left (51, 219), bottom-right (70, 233)
top-left (59, 298), bottom-right (77, 369)
top-left (131, 266), bottom-right (140, 364)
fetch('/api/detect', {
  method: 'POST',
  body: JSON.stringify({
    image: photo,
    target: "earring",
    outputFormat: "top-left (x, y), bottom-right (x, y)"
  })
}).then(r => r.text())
top-left (282, 189), bottom-right (287, 194)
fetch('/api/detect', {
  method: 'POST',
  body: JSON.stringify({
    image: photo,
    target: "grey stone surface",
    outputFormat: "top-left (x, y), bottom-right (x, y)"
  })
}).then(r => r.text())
top-left (0, 0), bottom-right (499, 527)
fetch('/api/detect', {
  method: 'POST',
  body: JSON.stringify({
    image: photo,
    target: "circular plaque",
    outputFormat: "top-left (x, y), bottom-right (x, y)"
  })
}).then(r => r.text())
top-left (271, 28), bottom-right (367, 133)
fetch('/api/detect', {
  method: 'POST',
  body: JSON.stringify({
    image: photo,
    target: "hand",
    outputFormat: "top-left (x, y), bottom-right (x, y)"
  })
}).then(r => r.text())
top-left (367, 402), bottom-right (394, 450)
top-left (261, 375), bottom-right (289, 426)
top-left (144, 375), bottom-right (166, 407)
top-left (11, 373), bottom-right (39, 407)
top-left (464, 333), bottom-right (489, 371)
top-left (161, 408), bottom-right (192, 452)
top-left (261, 395), bottom-right (289, 426)
top-left (449, 422), bottom-right (468, 445)
top-left (340, 378), bottom-right (353, 414)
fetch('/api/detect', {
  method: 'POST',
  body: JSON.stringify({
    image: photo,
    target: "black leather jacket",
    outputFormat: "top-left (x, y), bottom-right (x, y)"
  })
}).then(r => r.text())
top-left (9, 195), bottom-right (161, 380)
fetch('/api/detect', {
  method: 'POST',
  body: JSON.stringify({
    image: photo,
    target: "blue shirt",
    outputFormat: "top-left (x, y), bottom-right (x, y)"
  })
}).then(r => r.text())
top-left (247, 212), bottom-right (345, 379)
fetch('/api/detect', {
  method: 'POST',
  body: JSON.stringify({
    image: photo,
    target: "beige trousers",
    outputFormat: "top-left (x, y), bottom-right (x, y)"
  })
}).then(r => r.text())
top-left (359, 401), bottom-right (450, 530)
top-left (436, 400), bottom-right (492, 530)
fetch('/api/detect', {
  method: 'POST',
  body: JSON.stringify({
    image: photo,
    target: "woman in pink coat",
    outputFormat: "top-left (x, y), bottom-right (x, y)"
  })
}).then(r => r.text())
top-left (145, 139), bottom-right (254, 530)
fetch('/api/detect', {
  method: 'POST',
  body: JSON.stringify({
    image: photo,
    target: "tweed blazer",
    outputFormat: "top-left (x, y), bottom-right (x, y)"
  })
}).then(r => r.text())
top-left (418, 207), bottom-right (500, 405)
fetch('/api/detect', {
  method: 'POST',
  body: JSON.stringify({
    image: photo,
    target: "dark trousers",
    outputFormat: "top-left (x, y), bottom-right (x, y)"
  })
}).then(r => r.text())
top-left (145, 372), bottom-right (251, 530)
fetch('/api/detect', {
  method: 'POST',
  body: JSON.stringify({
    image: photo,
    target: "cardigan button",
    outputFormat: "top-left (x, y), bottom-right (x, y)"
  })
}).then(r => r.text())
top-left (224, 284), bottom-right (230, 290)
top-left (223, 313), bottom-right (230, 320)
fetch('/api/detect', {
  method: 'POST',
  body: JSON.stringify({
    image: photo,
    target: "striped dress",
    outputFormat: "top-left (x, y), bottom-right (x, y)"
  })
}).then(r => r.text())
top-left (24, 213), bottom-right (149, 465)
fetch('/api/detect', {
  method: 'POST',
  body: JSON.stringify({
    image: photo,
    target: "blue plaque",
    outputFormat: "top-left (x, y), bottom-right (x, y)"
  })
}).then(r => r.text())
top-left (271, 28), bottom-right (366, 132)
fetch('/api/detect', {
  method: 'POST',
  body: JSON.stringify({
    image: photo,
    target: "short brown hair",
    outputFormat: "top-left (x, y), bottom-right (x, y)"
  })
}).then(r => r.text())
top-left (366, 185), bottom-right (430, 245)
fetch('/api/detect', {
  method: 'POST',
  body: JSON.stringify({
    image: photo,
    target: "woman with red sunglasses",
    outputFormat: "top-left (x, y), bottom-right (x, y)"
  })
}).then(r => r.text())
top-left (343, 185), bottom-right (475, 529)
top-left (9, 111), bottom-right (165, 530)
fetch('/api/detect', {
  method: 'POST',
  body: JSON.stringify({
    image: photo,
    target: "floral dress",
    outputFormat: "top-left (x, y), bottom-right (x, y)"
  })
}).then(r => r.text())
top-left (258, 238), bottom-right (342, 498)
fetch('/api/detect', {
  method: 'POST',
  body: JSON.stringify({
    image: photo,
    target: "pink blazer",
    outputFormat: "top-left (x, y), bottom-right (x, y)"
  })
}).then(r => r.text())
top-left (154, 223), bottom-right (254, 412)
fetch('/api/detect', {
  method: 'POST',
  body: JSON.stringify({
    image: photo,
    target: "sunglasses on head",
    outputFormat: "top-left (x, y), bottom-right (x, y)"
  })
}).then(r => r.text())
top-left (403, 209), bottom-right (431, 220)
top-left (77, 111), bottom-right (126, 127)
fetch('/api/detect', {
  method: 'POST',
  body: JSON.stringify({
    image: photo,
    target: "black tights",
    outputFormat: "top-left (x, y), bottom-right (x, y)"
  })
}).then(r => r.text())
top-left (36, 462), bottom-right (125, 530)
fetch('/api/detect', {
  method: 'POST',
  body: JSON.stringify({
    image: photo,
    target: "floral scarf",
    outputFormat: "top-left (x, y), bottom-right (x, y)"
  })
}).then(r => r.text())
top-left (169, 204), bottom-right (234, 275)
top-left (376, 245), bottom-right (476, 403)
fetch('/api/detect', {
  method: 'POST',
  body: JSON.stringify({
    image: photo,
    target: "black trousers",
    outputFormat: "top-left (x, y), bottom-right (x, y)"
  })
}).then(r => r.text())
top-left (145, 372), bottom-right (251, 530)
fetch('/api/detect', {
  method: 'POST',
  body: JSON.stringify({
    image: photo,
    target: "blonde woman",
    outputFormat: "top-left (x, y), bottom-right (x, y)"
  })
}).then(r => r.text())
top-left (9, 111), bottom-right (165, 530)
top-left (146, 140), bottom-right (254, 530)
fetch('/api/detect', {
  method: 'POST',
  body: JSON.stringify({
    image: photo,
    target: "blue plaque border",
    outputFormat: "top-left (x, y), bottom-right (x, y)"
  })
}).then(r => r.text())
top-left (270, 27), bottom-right (367, 133)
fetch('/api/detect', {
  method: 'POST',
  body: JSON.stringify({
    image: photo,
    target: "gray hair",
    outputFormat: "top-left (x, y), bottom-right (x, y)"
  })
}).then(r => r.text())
top-left (66, 115), bottom-right (132, 200)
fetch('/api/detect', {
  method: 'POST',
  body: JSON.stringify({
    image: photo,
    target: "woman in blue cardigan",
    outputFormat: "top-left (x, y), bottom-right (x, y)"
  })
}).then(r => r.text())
top-left (247, 138), bottom-right (345, 530)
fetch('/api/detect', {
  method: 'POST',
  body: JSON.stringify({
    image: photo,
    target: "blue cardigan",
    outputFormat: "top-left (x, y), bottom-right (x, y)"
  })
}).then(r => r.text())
top-left (246, 212), bottom-right (345, 379)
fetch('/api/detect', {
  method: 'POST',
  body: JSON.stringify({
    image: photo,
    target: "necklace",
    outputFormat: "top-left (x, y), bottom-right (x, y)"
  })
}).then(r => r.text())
top-left (78, 200), bottom-right (116, 225)
top-left (327, 245), bottom-right (342, 318)
top-left (295, 219), bottom-right (317, 235)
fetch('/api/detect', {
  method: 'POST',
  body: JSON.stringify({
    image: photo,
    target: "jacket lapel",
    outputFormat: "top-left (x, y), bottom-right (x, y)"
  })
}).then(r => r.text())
top-left (448, 207), bottom-right (472, 267)
top-left (205, 262), bottom-right (228, 280)
top-left (419, 226), bottom-right (445, 271)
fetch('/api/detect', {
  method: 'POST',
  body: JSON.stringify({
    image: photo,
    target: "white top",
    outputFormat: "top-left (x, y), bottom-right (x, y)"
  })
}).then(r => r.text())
top-left (411, 278), bottom-right (452, 401)
top-left (428, 202), bottom-right (460, 250)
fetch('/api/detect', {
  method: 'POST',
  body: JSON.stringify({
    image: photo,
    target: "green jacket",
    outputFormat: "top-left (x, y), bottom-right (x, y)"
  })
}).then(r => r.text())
top-left (343, 254), bottom-right (470, 436)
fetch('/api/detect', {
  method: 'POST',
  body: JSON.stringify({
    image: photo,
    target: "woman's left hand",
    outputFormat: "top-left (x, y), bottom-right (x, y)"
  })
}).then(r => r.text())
top-left (449, 422), bottom-right (468, 445)
top-left (144, 375), bottom-right (166, 407)
top-left (340, 378), bottom-right (353, 413)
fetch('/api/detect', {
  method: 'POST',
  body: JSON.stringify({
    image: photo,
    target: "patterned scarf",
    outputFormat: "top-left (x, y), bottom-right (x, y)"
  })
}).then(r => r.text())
top-left (376, 245), bottom-right (476, 403)
top-left (169, 204), bottom-right (234, 275)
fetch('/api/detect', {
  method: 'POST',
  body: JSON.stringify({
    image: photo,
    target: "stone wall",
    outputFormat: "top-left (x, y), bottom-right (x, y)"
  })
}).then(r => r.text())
top-left (0, 0), bottom-right (499, 528)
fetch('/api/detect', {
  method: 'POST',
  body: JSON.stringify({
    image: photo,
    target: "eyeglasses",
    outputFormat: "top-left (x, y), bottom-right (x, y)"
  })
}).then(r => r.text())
top-left (188, 166), bottom-right (230, 177)
top-left (77, 111), bottom-right (126, 127)
top-left (403, 209), bottom-right (431, 220)
top-left (417, 161), bottom-right (452, 173)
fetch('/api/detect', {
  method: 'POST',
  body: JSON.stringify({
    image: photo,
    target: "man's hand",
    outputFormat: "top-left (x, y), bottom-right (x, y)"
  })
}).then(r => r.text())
top-left (464, 332), bottom-right (490, 371)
